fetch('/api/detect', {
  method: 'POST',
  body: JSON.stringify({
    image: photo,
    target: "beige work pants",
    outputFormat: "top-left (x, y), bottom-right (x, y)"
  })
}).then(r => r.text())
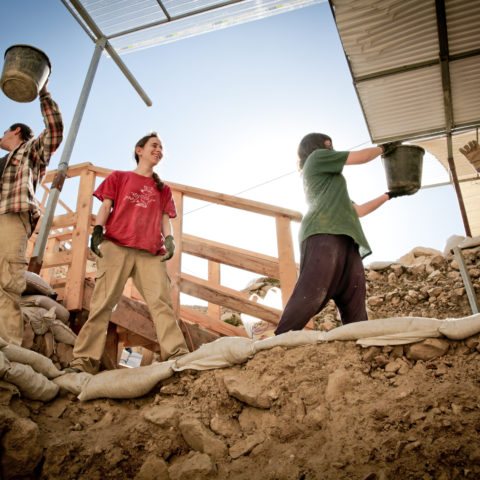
top-left (0, 213), bottom-right (30, 346)
top-left (72, 240), bottom-right (189, 373)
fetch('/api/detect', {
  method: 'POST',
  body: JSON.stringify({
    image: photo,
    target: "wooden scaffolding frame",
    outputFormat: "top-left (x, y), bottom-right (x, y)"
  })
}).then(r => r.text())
top-left (27, 163), bottom-right (304, 362)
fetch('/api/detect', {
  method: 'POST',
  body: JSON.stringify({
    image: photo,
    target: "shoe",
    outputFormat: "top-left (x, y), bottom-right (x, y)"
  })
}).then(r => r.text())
top-left (63, 367), bottom-right (82, 374)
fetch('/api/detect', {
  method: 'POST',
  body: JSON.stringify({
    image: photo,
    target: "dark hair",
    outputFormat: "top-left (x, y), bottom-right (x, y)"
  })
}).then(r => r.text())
top-left (134, 132), bottom-right (164, 191)
top-left (297, 133), bottom-right (332, 171)
top-left (10, 123), bottom-right (34, 142)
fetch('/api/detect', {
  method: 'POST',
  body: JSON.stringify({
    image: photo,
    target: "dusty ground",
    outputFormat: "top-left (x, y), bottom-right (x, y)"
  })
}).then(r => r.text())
top-left (1, 243), bottom-right (480, 480)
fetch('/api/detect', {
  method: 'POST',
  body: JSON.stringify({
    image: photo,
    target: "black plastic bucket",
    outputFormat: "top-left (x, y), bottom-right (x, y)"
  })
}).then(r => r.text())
top-left (382, 145), bottom-right (424, 195)
top-left (0, 44), bottom-right (51, 103)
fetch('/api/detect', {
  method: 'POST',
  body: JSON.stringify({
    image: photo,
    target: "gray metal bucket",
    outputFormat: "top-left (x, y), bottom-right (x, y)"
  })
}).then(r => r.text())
top-left (0, 45), bottom-right (51, 103)
top-left (382, 145), bottom-right (424, 195)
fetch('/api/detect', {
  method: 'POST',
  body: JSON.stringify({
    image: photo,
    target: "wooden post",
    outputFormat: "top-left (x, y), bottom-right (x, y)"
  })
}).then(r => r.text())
top-left (208, 260), bottom-right (221, 321)
top-left (40, 237), bottom-right (60, 286)
top-left (275, 215), bottom-right (297, 308)
top-left (167, 190), bottom-right (184, 316)
top-left (64, 167), bottom-right (95, 310)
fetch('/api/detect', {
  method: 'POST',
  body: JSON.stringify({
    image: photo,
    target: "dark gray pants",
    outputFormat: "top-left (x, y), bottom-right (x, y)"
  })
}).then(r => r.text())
top-left (275, 234), bottom-right (367, 334)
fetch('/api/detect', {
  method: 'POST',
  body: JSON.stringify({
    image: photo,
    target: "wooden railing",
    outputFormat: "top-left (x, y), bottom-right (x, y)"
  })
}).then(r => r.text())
top-left (27, 162), bottom-right (303, 338)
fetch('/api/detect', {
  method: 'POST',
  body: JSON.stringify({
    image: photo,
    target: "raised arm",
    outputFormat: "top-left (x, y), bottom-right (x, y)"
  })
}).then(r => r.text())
top-left (346, 141), bottom-right (400, 166)
top-left (31, 82), bottom-right (64, 165)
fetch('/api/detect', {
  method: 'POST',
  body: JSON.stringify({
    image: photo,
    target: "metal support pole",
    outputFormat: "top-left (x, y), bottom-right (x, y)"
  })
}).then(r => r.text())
top-left (446, 134), bottom-right (472, 237)
top-left (28, 38), bottom-right (107, 273)
top-left (435, 0), bottom-right (472, 237)
top-left (453, 247), bottom-right (479, 314)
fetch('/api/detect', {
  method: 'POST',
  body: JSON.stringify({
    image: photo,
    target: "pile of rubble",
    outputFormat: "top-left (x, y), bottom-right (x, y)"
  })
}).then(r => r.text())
top-left (243, 239), bottom-right (479, 335)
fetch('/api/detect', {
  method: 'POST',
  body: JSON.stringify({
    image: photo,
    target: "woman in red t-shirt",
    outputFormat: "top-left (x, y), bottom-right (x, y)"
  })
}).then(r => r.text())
top-left (67, 132), bottom-right (189, 374)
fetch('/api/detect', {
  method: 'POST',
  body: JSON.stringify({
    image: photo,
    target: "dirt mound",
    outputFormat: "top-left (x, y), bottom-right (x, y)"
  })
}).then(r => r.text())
top-left (1, 243), bottom-right (480, 479)
top-left (3, 337), bottom-right (480, 479)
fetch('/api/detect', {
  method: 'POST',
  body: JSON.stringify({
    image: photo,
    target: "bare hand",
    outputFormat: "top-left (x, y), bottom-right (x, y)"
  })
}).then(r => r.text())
top-left (40, 79), bottom-right (49, 96)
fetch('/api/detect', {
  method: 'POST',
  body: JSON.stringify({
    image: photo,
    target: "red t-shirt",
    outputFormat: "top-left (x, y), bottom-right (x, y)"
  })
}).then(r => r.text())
top-left (94, 171), bottom-right (177, 255)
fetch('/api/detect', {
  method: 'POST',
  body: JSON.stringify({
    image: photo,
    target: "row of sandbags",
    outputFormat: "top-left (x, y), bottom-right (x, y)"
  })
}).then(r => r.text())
top-left (2, 312), bottom-right (480, 403)
top-left (20, 272), bottom-right (77, 368)
top-left (0, 272), bottom-right (78, 402)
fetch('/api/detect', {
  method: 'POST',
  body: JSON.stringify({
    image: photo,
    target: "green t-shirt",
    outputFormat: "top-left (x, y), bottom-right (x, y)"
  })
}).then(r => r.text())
top-left (298, 149), bottom-right (372, 259)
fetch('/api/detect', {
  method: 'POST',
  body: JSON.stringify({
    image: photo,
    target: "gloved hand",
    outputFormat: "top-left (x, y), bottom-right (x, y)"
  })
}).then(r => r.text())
top-left (380, 141), bottom-right (402, 156)
top-left (386, 190), bottom-right (407, 199)
top-left (90, 225), bottom-right (104, 257)
top-left (459, 140), bottom-right (480, 171)
top-left (159, 235), bottom-right (175, 262)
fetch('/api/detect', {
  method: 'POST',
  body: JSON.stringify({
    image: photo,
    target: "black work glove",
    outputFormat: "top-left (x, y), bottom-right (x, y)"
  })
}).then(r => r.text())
top-left (159, 235), bottom-right (175, 262)
top-left (380, 141), bottom-right (401, 156)
top-left (386, 190), bottom-right (409, 199)
top-left (90, 225), bottom-right (104, 257)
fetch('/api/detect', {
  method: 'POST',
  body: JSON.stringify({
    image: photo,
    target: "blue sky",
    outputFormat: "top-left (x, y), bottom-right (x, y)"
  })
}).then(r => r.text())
top-left (1, 1), bottom-right (464, 291)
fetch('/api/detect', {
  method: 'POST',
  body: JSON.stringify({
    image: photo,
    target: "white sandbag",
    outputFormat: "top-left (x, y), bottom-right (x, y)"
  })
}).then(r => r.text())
top-left (22, 306), bottom-right (50, 334)
top-left (50, 319), bottom-right (77, 345)
top-left (0, 350), bottom-right (8, 375)
top-left (0, 379), bottom-right (20, 396)
top-left (325, 317), bottom-right (443, 342)
top-left (1, 344), bottom-right (63, 378)
top-left (456, 235), bottom-right (480, 251)
top-left (254, 330), bottom-right (327, 352)
top-left (54, 372), bottom-right (93, 396)
top-left (20, 295), bottom-right (70, 324)
top-left (443, 234), bottom-right (465, 256)
top-left (357, 329), bottom-right (442, 347)
top-left (78, 361), bottom-right (174, 402)
top-left (173, 337), bottom-right (255, 372)
top-left (438, 314), bottom-right (480, 340)
top-left (3, 362), bottom-right (59, 401)
top-left (0, 337), bottom-right (8, 348)
top-left (24, 271), bottom-right (57, 297)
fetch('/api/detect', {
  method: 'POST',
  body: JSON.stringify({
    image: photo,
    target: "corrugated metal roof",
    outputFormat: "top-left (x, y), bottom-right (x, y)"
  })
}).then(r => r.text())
top-left (64, 0), bottom-right (326, 54)
top-left (331, 0), bottom-right (480, 143)
top-left (331, 0), bottom-right (480, 237)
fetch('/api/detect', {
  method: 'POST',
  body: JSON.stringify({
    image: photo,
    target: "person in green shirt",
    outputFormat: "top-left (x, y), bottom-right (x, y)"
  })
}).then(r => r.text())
top-left (275, 133), bottom-right (406, 334)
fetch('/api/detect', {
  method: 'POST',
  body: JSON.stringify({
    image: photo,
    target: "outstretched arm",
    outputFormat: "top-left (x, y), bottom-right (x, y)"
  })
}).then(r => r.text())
top-left (346, 141), bottom-right (401, 166)
top-left (353, 193), bottom-right (390, 217)
top-left (346, 146), bottom-right (383, 165)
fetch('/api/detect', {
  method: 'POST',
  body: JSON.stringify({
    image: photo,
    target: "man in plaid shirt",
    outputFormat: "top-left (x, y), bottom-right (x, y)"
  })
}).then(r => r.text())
top-left (0, 82), bottom-right (63, 345)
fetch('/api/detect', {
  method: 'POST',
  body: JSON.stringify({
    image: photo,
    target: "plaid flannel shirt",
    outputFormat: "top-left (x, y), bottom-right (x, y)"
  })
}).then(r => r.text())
top-left (0, 92), bottom-right (63, 233)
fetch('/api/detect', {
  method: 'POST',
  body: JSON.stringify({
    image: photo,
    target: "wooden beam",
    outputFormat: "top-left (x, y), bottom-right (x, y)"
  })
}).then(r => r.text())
top-left (110, 296), bottom-right (158, 343)
top-left (208, 261), bottom-right (221, 321)
top-left (167, 190), bottom-right (184, 316)
top-left (42, 250), bottom-right (73, 268)
top-left (168, 181), bottom-right (303, 221)
top-left (180, 306), bottom-right (248, 337)
top-left (50, 212), bottom-right (77, 230)
top-left (42, 162), bottom-right (93, 183)
top-left (64, 169), bottom-right (96, 311)
top-left (40, 237), bottom-right (61, 285)
top-left (275, 215), bottom-right (298, 307)
top-left (183, 234), bottom-right (280, 278)
top-left (180, 273), bottom-right (281, 325)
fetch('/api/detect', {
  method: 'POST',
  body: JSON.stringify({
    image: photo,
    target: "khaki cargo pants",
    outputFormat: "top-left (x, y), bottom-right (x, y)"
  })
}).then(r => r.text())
top-left (71, 240), bottom-right (189, 373)
top-left (0, 213), bottom-right (30, 346)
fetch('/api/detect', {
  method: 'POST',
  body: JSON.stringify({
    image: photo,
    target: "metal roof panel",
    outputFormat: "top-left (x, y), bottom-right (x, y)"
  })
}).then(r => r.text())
top-left (333, 0), bottom-right (438, 77)
top-left (357, 65), bottom-right (445, 142)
